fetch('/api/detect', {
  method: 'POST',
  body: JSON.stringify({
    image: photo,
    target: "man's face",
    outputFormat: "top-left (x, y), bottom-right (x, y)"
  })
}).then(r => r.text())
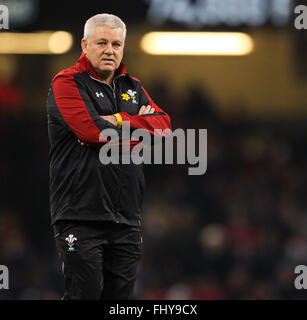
top-left (81, 25), bottom-right (125, 75)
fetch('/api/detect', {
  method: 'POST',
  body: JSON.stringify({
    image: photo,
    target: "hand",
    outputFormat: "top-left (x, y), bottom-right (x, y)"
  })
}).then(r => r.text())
top-left (78, 139), bottom-right (89, 147)
top-left (100, 115), bottom-right (117, 126)
top-left (138, 105), bottom-right (155, 115)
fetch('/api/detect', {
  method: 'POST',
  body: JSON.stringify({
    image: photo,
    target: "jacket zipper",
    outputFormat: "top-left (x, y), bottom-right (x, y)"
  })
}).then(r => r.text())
top-left (90, 74), bottom-right (126, 223)
top-left (90, 74), bottom-right (125, 112)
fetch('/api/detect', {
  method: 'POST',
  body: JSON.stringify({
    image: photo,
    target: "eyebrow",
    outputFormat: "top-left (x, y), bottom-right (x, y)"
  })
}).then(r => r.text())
top-left (97, 38), bottom-right (122, 43)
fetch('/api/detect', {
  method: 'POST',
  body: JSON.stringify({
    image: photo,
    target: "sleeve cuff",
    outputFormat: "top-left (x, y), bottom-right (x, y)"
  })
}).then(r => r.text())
top-left (114, 113), bottom-right (123, 128)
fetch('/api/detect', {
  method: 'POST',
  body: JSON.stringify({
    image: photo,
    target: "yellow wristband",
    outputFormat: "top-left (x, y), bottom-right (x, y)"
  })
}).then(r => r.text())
top-left (113, 113), bottom-right (122, 128)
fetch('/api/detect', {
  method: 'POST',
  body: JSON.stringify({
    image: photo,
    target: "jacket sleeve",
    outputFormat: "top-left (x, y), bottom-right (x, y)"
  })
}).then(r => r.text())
top-left (52, 72), bottom-right (121, 143)
top-left (117, 81), bottom-right (172, 138)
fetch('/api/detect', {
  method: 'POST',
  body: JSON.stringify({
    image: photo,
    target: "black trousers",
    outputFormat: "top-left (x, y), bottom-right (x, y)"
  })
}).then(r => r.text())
top-left (53, 220), bottom-right (143, 300)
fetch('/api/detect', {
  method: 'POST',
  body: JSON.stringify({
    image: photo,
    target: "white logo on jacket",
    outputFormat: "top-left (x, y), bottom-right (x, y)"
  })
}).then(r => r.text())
top-left (96, 92), bottom-right (104, 98)
top-left (127, 89), bottom-right (138, 104)
top-left (65, 234), bottom-right (77, 251)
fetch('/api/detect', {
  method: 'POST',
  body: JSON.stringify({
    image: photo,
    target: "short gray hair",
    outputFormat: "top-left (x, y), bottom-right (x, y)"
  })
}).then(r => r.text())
top-left (83, 13), bottom-right (126, 41)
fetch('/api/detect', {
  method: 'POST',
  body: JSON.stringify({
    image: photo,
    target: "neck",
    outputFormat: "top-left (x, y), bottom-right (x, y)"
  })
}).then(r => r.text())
top-left (96, 70), bottom-right (114, 85)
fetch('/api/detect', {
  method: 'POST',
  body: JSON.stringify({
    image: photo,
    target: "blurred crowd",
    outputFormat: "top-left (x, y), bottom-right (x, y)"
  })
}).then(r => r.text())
top-left (0, 79), bottom-right (307, 300)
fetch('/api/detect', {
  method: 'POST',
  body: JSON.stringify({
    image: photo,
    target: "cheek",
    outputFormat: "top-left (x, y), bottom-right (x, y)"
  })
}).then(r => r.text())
top-left (116, 51), bottom-right (124, 65)
top-left (91, 50), bottom-right (103, 65)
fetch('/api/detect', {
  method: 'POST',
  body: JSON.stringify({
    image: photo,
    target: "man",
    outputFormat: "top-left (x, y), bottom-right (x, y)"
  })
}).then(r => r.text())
top-left (46, 13), bottom-right (171, 300)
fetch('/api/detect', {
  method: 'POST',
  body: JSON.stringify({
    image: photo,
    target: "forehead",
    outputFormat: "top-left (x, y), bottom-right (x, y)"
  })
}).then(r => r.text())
top-left (90, 25), bottom-right (125, 42)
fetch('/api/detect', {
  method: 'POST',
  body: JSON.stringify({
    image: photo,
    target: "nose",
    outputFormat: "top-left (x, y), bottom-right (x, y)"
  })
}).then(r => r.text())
top-left (104, 42), bottom-right (114, 55)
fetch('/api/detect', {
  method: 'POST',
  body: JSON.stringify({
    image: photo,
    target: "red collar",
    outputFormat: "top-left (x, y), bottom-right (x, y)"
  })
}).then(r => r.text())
top-left (76, 53), bottom-right (127, 80)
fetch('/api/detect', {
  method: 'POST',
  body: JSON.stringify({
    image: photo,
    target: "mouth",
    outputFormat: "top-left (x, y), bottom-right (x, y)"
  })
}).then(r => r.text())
top-left (101, 58), bottom-right (115, 62)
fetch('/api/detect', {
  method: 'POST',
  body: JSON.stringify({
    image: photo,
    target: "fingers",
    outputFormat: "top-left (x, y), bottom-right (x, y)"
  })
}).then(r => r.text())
top-left (78, 139), bottom-right (89, 147)
top-left (138, 105), bottom-right (155, 115)
top-left (144, 105), bottom-right (152, 114)
top-left (138, 106), bottom-right (146, 115)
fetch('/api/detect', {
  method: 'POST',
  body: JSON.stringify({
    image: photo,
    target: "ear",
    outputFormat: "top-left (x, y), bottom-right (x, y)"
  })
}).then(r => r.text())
top-left (81, 38), bottom-right (88, 55)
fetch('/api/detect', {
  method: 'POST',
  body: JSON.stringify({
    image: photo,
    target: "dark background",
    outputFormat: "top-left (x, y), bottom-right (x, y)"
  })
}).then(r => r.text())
top-left (1, 0), bottom-right (307, 299)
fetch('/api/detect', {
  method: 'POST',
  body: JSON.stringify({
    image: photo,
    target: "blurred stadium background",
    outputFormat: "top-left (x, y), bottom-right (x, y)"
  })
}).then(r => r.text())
top-left (1, 0), bottom-right (307, 299)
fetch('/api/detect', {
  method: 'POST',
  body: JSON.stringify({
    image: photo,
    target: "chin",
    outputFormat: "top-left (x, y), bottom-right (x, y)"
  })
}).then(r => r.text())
top-left (100, 65), bottom-right (115, 72)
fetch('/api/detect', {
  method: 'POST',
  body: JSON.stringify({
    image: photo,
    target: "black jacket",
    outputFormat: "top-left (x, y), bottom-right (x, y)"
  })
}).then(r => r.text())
top-left (47, 53), bottom-right (171, 226)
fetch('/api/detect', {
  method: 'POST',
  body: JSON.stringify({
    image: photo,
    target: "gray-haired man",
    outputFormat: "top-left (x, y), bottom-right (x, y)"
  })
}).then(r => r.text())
top-left (47, 13), bottom-right (171, 299)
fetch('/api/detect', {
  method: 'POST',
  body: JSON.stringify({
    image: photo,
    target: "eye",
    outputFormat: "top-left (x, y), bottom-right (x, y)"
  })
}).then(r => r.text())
top-left (113, 43), bottom-right (121, 48)
top-left (97, 41), bottom-right (106, 46)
